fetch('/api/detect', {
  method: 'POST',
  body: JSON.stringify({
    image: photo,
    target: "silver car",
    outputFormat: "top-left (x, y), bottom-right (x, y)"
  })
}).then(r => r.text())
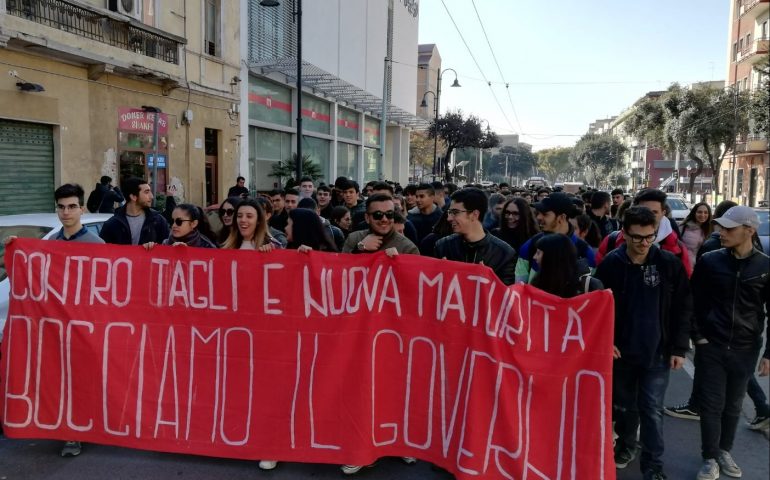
top-left (0, 213), bottom-right (112, 342)
top-left (755, 208), bottom-right (769, 255)
top-left (666, 197), bottom-right (691, 225)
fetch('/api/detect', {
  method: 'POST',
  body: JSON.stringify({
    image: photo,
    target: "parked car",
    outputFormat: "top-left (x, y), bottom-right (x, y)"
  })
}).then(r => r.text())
top-left (0, 213), bottom-right (112, 342)
top-left (665, 196), bottom-right (691, 225)
top-left (755, 208), bottom-right (769, 255)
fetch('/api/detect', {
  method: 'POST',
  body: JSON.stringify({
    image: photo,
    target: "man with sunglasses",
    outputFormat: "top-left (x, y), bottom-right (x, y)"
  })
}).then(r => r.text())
top-left (690, 206), bottom-right (769, 480)
top-left (342, 194), bottom-right (418, 255)
top-left (434, 188), bottom-right (517, 285)
top-left (594, 206), bottom-right (692, 480)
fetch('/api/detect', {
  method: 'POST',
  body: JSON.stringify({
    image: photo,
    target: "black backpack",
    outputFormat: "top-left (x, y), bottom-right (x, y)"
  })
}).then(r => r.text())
top-left (86, 188), bottom-right (102, 213)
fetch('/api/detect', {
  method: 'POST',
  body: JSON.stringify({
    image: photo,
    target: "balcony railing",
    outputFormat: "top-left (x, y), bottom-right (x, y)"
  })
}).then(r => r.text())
top-left (738, 36), bottom-right (769, 62)
top-left (6, 0), bottom-right (182, 64)
top-left (739, 0), bottom-right (766, 16)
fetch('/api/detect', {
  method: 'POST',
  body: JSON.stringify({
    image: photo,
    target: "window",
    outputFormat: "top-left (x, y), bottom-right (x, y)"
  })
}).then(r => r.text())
top-left (736, 168), bottom-right (744, 196)
top-left (250, 127), bottom-right (291, 191)
top-left (337, 143), bottom-right (358, 180)
top-left (733, 42), bottom-right (738, 61)
top-left (762, 20), bottom-right (768, 39)
top-left (204, 0), bottom-right (220, 57)
top-left (302, 136), bottom-right (331, 182)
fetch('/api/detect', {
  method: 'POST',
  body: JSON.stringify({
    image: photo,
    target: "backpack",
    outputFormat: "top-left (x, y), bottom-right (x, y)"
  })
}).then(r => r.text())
top-left (86, 188), bottom-right (102, 213)
top-left (606, 230), bottom-right (621, 251)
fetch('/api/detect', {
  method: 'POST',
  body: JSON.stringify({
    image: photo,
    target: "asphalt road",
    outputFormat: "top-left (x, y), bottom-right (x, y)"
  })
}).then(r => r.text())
top-left (1, 362), bottom-right (768, 480)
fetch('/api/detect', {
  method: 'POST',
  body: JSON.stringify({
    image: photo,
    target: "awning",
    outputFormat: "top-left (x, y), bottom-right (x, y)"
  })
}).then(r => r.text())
top-left (249, 58), bottom-right (430, 131)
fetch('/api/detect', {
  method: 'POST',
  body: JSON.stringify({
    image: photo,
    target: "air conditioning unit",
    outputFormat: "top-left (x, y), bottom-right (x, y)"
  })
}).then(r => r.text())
top-left (108, 0), bottom-right (142, 20)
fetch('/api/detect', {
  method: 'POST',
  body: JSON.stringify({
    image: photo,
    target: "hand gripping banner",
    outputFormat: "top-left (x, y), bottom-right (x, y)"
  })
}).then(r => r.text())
top-left (1, 239), bottom-right (615, 479)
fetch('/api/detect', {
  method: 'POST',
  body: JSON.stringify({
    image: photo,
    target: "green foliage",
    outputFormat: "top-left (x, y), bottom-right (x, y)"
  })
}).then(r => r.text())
top-left (624, 83), bottom-right (750, 194)
top-left (268, 154), bottom-right (322, 188)
top-left (488, 145), bottom-right (537, 180)
top-left (570, 133), bottom-right (627, 186)
top-left (536, 147), bottom-right (575, 184)
top-left (428, 110), bottom-right (499, 181)
top-left (750, 56), bottom-right (769, 137)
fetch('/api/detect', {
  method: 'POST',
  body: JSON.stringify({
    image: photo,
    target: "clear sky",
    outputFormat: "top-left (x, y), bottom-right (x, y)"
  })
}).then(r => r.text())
top-left (417, 0), bottom-right (730, 151)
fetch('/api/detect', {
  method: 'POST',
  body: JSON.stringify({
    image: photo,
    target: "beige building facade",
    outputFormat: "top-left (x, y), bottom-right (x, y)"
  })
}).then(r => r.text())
top-left (0, 0), bottom-right (241, 214)
top-left (722, 0), bottom-right (769, 206)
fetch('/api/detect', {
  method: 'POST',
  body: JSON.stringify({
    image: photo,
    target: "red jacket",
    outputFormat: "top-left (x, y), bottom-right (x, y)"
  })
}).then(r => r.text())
top-left (596, 230), bottom-right (693, 277)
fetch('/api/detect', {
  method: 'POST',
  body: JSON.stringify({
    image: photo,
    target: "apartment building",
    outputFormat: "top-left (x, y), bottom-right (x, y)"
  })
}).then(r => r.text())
top-left (0, 0), bottom-right (241, 214)
top-left (723, 0), bottom-right (769, 206)
top-left (242, 0), bottom-right (426, 191)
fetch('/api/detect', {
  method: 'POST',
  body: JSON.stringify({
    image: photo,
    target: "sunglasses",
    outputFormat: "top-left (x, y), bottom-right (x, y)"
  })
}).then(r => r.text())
top-left (221, 208), bottom-right (235, 216)
top-left (504, 211), bottom-right (520, 217)
top-left (172, 218), bottom-right (194, 226)
top-left (368, 210), bottom-right (395, 220)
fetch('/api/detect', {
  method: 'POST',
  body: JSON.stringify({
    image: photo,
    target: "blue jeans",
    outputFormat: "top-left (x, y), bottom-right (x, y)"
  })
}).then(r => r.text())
top-left (613, 356), bottom-right (670, 474)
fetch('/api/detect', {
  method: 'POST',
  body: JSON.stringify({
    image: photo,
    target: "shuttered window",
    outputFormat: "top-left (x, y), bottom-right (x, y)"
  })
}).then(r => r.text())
top-left (0, 120), bottom-right (55, 215)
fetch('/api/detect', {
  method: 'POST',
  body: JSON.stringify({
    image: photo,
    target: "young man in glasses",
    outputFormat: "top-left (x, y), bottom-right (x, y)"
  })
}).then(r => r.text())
top-left (434, 188), bottom-right (516, 285)
top-left (342, 194), bottom-right (418, 255)
top-left (594, 206), bottom-right (693, 480)
top-left (596, 188), bottom-right (691, 276)
top-left (100, 177), bottom-right (170, 245)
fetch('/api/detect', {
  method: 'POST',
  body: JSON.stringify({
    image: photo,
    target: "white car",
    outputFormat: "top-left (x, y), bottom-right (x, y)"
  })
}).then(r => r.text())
top-left (665, 196), bottom-right (691, 225)
top-left (0, 213), bottom-right (113, 342)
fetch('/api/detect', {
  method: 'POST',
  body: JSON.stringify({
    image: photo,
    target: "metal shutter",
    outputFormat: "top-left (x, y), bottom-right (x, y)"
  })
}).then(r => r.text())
top-left (0, 120), bottom-right (55, 215)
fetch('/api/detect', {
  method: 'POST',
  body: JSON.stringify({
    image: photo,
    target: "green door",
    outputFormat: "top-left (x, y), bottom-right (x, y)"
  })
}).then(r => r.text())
top-left (0, 120), bottom-right (55, 215)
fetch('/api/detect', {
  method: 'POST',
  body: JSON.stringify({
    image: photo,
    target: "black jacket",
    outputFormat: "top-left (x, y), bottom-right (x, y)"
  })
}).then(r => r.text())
top-left (594, 244), bottom-right (693, 359)
top-left (99, 205), bottom-right (170, 245)
top-left (697, 231), bottom-right (764, 261)
top-left (434, 233), bottom-right (517, 285)
top-left (691, 248), bottom-right (770, 359)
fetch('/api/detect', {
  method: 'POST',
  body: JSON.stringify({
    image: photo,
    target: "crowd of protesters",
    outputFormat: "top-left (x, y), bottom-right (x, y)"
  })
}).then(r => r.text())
top-left (2, 174), bottom-right (769, 480)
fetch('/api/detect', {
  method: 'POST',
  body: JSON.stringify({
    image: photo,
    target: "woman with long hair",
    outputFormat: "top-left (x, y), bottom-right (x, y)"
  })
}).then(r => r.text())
top-left (491, 198), bottom-right (539, 252)
top-left (217, 196), bottom-right (241, 245)
top-left (680, 202), bottom-right (712, 270)
top-left (143, 203), bottom-right (217, 250)
top-left (329, 205), bottom-right (352, 237)
top-left (287, 208), bottom-right (338, 252)
top-left (221, 198), bottom-right (280, 251)
top-left (531, 233), bottom-right (603, 298)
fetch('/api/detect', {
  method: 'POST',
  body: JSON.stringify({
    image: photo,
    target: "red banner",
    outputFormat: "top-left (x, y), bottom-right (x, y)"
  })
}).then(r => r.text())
top-left (1, 239), bottom-right (615, 479)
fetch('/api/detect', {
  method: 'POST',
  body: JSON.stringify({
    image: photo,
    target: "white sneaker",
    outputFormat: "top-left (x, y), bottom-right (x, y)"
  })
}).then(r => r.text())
top-left (258, 460), bottom-right (278, 470)
top-left (341, 462), bottom-right (377, 475)
top-left (402, 456), bottom-right (417, 465)
top-left (716, 450), bottom-right (741, 478)
top-left (696, 459), bottom-right (720, 480)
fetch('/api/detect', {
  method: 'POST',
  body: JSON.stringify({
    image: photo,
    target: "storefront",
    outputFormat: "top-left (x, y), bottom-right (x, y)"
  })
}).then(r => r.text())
top-left (117, 107), bottom-right (170, 195)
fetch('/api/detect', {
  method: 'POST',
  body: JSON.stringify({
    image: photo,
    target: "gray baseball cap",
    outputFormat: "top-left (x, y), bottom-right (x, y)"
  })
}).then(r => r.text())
top-left (713, 205), bottom-right (759, 229)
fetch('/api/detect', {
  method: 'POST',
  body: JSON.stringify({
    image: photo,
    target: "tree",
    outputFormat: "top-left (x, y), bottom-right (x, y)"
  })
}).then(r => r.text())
top-left (570, 133), bottom-right (627, 186)
top-left (268, 154), bottom-right (322, 189)
top-left (488, 145), bottom-right (537, 181)
top-left (625, 83), bottom-right (750, 195)
top-left (536, 147), bottom-right (575, 184)
top-left (409, 131), bottom-right (440, 179)
top-left (750, 56), bottom-right (769, 138)
top-left (428, 110), bottom-right (500, 181)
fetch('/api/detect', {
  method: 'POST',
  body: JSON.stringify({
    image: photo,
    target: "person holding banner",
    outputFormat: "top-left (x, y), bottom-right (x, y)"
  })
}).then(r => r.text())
top-left (221, 198), bottom-right (280, 251)
top-left (342, 194), bottom-right (418, 256)
top-left (286, 208), bottom-right (338, 252)
top-left (435, 188), bottom-right (517, 285)
top-left (594, 206), bottom-right (692, 480)
top-left (143, 203), bottom-right (217, 249)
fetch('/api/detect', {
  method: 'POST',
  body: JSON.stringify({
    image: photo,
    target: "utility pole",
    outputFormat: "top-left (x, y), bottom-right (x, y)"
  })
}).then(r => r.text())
top-left (728, 86), bottom-right (738, 202)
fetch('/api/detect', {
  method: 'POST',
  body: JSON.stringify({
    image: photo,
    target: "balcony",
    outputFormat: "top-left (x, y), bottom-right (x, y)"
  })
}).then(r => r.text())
top-left (735, 135), bottom-right (769, 153)
top-left (737, 36), bottom-right (769, 63)
top-left (5, 0), bottom-right (184, 65)
top-left (738, 0), bottom-right (768, 18)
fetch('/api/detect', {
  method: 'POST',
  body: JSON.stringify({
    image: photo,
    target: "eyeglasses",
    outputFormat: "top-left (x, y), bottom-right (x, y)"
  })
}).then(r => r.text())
top-left (447, 209), bottom-right (470, 216)
top-left (221, 208), bottom-right (235, 216)
top-left (172, 218), bottom-right (194, 226)
top-left (503, 211), bottom-right (520, 217)
top-left (368, 210), bottom-right (395, 220)
top-left (627, 233), bottom-right (656, 244)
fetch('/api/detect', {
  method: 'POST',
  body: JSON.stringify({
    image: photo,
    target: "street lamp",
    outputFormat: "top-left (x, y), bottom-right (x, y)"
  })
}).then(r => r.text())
top-left (260, 0), bottom-right (303, 182)
top-left (420, 67), bottom-right (460, 181)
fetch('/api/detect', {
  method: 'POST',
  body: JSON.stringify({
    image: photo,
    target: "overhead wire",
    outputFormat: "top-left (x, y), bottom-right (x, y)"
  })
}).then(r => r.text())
top-left (439, 0), bottom-right (517, 134)
top-left (470, 0), bottom-right (523, 134)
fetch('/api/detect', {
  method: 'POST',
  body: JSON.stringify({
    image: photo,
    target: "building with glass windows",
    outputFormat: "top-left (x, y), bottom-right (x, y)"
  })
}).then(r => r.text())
top-left (240, 0), bottom-right (427, 192)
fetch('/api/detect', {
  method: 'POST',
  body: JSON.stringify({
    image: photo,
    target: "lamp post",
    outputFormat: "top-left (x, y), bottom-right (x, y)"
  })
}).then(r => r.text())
top-left (420, 68), bottom-right (460, 181)
top-left (260, 0), bottom-right (303, 182)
